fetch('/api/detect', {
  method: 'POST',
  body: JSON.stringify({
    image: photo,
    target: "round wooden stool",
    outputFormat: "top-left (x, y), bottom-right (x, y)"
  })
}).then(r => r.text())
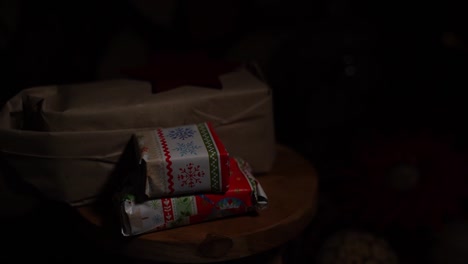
top-left (77, 144), bottom-right (318, 263)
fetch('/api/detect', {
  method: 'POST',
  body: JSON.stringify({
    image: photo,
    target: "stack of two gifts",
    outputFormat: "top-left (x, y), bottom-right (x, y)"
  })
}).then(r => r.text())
top-left (121, 122), bottom-right (268, 236)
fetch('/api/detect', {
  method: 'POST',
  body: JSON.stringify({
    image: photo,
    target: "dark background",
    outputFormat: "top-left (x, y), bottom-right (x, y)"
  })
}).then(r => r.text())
top-left (1, 0), bottom-right (468, 263)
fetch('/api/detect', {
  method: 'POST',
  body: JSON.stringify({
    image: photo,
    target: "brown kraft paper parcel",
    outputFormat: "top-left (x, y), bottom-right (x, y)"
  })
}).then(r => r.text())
top-left (0, 67), bottom-right (275, 206)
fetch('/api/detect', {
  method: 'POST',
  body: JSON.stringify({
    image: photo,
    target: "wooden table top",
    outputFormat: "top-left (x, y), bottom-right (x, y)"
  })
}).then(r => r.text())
top-left (77, 144), bottom-right (319, 263)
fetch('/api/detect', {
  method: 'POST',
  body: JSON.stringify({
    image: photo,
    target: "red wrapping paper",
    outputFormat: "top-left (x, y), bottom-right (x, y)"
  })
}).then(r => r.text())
top-left (120, 157), bottom-right (268, 236)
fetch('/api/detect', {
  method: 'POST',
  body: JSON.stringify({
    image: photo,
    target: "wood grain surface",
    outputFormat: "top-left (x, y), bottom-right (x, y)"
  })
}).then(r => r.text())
top-left (77, 144), bottom-right (318, 263)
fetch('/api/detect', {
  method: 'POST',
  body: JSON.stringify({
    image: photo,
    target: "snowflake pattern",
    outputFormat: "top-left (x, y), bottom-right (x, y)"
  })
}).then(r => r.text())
top-left (151, 213), bottom-right (164, 225)
top-left (167, 127), bottom-right (196, 140)
top-left (173, 141), bottom-right (202, 156)
top-left (149, 200), bottom-right (162, 210)
top-left (217, 198), bottom-right (243, 209)
top-left (178, 163), bottom-right (205, 188)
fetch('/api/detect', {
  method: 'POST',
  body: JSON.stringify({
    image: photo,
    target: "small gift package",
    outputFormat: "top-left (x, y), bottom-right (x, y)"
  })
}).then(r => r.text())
top-left (133, 122), bottom-right (230, 199)
top-left (120, 157), bottom-right (268, 236)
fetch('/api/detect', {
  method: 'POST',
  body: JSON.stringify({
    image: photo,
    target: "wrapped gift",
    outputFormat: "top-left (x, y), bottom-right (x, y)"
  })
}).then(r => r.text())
top-left (134, 122), bottom-right (230, 199)
top-left (0, 66), bottom-right (275, 206)
top-left (121, 157), bottom-right (268, 236)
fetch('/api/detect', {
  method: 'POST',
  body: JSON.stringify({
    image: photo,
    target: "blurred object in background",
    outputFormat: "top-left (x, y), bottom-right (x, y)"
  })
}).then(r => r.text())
top-left (0, 0), bottom-right (19, 50)
top-left (316, 229), bottom-right (399, 264)
top-left (264, 0), bottom-right (380, 162)
top-left (332, 129), bottom-right (468, 233)
top-left (96, 25), bottom-right (151, 80)
top-left (6, 0), bottom-right (128, 91)
top-left (129, 0), bottom-right (178, 30)
top-left (432, 219), bottom-right (468, 264)
top-left (0, 0), bottom-right (20, 105)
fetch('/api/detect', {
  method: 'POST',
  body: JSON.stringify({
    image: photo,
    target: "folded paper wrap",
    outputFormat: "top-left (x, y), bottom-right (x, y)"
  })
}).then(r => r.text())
top-left (121, 157), bottom-right (268, 236)
top-left (134, 122), bottom-right (230, 199)
top-left (0, 66), bottom-right (275, 206)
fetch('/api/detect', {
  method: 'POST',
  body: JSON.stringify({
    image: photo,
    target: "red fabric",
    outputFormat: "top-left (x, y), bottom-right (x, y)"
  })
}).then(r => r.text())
top-left (121, 52), bottom-right (240, 93)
